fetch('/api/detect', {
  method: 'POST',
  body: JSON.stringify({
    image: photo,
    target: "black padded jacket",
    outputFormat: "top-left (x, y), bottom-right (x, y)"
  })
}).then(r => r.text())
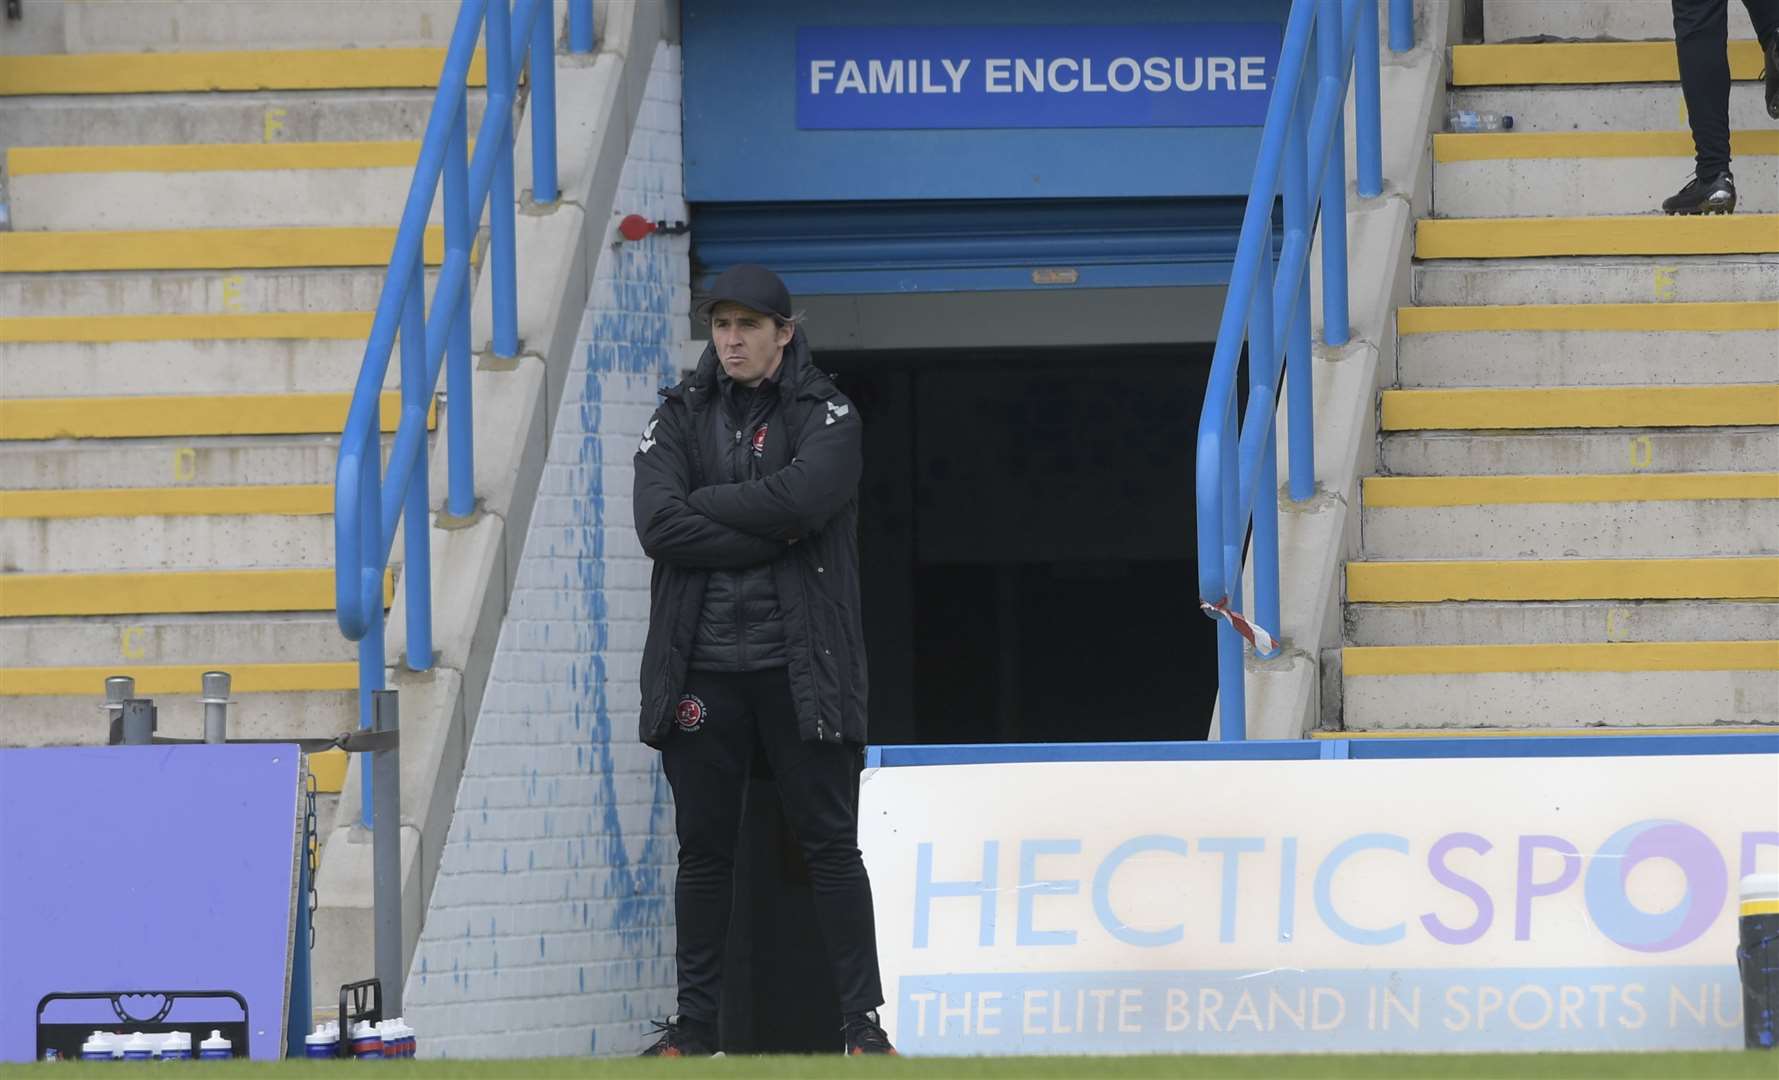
top-left (687, 375), bottom-right (789, 671)
top-left (632, 328), bottom-right (867, 748)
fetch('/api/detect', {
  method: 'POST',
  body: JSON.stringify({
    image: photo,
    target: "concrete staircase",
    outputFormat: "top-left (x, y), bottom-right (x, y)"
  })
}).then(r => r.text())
top-left (1339, 6), bottom-right (1779, 731)
top-left (0, 1), bottom-right (472, 829)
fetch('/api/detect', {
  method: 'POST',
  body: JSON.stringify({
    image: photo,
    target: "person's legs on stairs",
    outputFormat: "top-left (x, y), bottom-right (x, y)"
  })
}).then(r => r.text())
top-left (1742, 0), bottom-right (1779, 117)
top-left (1674, 0), bottom-right (1734, 175)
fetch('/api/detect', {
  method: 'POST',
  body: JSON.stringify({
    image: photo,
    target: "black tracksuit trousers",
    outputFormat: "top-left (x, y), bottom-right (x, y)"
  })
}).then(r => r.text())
top-left (1673, 0), bottom-right (1779, 176)
top-left (660, 667), bottom-right (884, 1027)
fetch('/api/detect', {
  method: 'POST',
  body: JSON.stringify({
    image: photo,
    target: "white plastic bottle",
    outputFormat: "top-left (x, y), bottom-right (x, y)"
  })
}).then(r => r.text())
top-left (304, 1022), bottom-right (338, 1059)
top-left (349, 1019), bottom-right (383, 1059)
top-left (160, 1031), bottom-right (193, 1061)
top-left (79, 1031), bottom-right (113, 1061)
top-left (1448, 109), bottom-right (1514, 132)
top-left (121, 1032), bottom-right (155, 1062)
top-left (198, 1029), bottom-right (232, 1061)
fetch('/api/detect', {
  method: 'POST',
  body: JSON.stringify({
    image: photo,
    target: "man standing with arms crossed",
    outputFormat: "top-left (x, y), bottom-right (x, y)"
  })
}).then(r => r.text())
top-left (632, 264), bottom-right (893, 1057)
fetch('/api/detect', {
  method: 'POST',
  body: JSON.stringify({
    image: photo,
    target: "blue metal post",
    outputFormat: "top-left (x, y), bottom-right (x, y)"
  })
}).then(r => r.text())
top-left (1284, 66), bottom-right (1315, 502)
top-left (568, 0), bottom-right (593, 52)
top-left (357, 436), bottom-right (384, 830)
top-left (445, 95), bottom-right (475, 517)
top-left (1317, 0), bottom-right (1351, 348)
top-left (1249, 248), bottom-right (1283, 661)
top-left (1218, 393), bottom-right (1245, 740)
top-left (1355, 0), bottom-right (1383, 198)
top-left (400, 269), bottom-right (433, 674)
top-left (529, 0), bottom-right (560, 205)
top-left (487, 0), bottom-right (520, 358)
top-left (1389, 0), bottom-right (1414, 52)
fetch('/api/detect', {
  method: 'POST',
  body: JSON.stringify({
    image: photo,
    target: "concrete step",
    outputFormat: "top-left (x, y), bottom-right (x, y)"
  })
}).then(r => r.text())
top-left (0, 483), bottom-right (332, 517)
top-left (1417, 214), bottom-right (1779, 260)
top-left (1451, 40), bottom-right (1767, 86)
top-left (0, 660), bottom-right (355, 697)
top-left (0, 46), bottom-right (485, 96)
top-left (1, 340), bottom-right (384, 398)
top-left (1432, 131), bottom-right (1779, 218)
top-left (0, 485), bottom-right (341, 572)
top-left (0, 91), bottom-right (486, 151)
top-left (0, 612), bottom-right (354, 667)
top-left (1340, 641), bottom-right (1779, 730)
top-left (1447, 83), bottom-right (1770, 134)
top-left (1396, 302), bottom-right (1779, 387)
top-left (0, 435), bottom-right (357, 490)
top-left (1360, 473), bottom-right (1779, 560)
top-left (1345, 555), bottom-right (1779, 603)
top-left (1380, 427), bottom-right (1779, 476)
top-left (1347, 598), bottom-right (1779, 646)
top-left (1381, 384), bottom-right (1779, 432)
top-left (26, 0), bottom-right (459, 54)
top-left (2, 512), bottom-right (336, 572)
top-left (1, 392), bottom-right (418, 441)
top-left (0, 266), bottom-right (441, 318)
top-left (1484, 0), bottom-right (1759, 42)
top-left (0, 225), bottom-right (445, 273)
top-left (0, 688), bottom-right (357, 745)
top-left (1414, 254), bottom-right (1779, 306)
top-left (8, 142), bottom-right (441, 230)
top-left (0, 567), bottom-right (392, 617)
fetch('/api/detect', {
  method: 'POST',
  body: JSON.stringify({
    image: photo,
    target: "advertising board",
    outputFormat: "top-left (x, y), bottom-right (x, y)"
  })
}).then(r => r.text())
top-left (859, 755), bottom-right (1779, 1053)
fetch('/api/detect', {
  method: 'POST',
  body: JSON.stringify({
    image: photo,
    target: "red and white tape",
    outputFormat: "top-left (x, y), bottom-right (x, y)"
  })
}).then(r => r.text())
top-left (1199, 597), bottom-right (1278, 656)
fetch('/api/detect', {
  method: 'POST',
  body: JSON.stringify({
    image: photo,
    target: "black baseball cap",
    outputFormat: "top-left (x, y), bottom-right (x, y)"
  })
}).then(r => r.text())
top-left (699, 264), bottom-right (792, 321)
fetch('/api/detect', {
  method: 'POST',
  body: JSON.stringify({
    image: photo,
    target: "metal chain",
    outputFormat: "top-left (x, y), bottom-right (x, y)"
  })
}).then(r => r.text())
top-left (304, 770), bottom-right (320, 950)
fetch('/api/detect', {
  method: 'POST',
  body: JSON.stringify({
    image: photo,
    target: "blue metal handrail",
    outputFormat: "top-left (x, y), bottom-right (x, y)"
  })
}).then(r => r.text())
top-left (1196, 0), bottom-right (1414, 740)
top-left (334, 0), bottom-right (595, 824)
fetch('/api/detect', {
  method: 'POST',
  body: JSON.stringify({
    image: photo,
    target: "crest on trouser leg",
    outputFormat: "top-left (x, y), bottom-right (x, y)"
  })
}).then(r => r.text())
top-left (675, 694), bottom-right (707, 733)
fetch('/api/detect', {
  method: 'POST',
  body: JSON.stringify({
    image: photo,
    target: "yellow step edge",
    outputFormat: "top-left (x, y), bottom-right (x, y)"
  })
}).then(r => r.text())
top-left (1398, 301), bottom-right (1779, 335)
top-left (0, 568), bottom-right (393, 618)
top-left (7, 141), bottom-right (434, 177)
top-left (1364, 472), bottom-right (1779, 508)
top-left (0, 661), bottom-right (357, 697)
top-left (0, 226), bottom-right (447, 274)
top-left (1313, 726), bottom-right (1777, 739)
top-left (0, 47), bottom-right (488, 97)
top-left (1344, 641), bottom-right (1779, 676)
top-left (1381, 385), bottom-right (1779, 431)
top-left (0, 391), bottom-right (429, 440)
top-left (0, 312), bottom-right (375, 344)
top-left (309, 748), bottom-right (348, 793)
top-left (1451, 40), bottom-right (1766, 86)
top-left (1417, 215), bottom-right (1779, 260)
top-left (0, 484), bottom-right (334, 520)
top-left (1347, 557), bottom-right (1779, 603)
top-left (1434, 130), bottom-right (1779, 163)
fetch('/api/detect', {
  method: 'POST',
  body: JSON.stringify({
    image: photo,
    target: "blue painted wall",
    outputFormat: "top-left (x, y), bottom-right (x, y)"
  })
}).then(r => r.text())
top-left (682, 0), bottom-right (1289, 204)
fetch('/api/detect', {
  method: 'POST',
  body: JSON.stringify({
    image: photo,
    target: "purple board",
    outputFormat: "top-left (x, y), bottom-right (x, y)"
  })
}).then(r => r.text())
top-left (0, 745), bottom-right (301, 1062)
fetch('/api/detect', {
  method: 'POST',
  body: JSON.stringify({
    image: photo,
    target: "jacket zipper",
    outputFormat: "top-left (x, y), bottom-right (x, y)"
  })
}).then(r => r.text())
top-left (733, 425), bottom-right (745, 668)
top-left (797, 554), bottom-right (829, 742)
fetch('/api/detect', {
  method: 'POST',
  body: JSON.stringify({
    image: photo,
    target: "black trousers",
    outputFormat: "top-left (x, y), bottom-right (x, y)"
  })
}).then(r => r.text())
top-left (659, 667), bottom-right (884, 1025)
top-left (1674, 0), bottom-right (1779, 176)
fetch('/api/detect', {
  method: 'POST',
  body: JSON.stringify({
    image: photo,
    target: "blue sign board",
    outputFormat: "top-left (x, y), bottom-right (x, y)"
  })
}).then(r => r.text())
top-left (796, 24), bottom-right (1280, 130)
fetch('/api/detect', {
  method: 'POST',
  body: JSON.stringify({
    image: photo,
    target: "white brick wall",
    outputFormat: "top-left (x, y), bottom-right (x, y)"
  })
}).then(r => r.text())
top-left (403, 42), bottom-right (688, 1059)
